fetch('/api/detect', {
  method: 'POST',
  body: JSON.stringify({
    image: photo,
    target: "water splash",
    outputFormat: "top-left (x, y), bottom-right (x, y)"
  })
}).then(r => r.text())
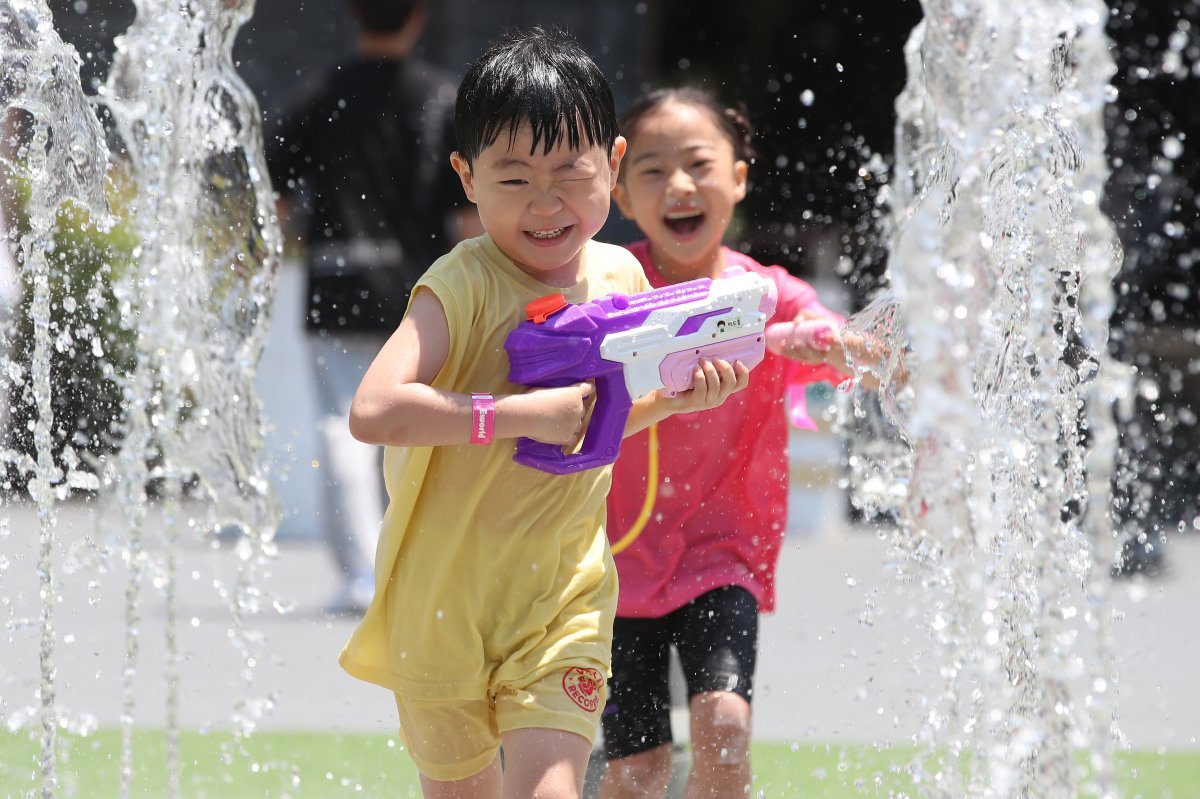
top-left (96, 0), bottom-right (281, 793)
top-left (101, 0), bottom-right (279, 530)
top-left (0, 1), bottom-right (280, 796)
top-left (876, 1), bottom-right (1126, 796)
top-left (842, 291), bottom-right (914, 520)
top-left (0, 4), bottom-right (109, 796)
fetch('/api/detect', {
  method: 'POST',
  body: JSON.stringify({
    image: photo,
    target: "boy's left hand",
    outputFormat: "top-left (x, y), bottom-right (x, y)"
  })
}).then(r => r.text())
top-left (665, 357), bottom-right (750, 413)
top-left (623, 358), bottom-right (749, 436)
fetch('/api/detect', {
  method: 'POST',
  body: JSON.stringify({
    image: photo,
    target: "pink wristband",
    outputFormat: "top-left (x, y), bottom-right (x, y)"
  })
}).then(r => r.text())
top-left (470, 393), bottom-right (495, 445)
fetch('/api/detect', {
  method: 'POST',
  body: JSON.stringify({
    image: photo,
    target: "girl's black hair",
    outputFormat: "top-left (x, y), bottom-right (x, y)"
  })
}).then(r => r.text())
top-left (454, 27), bottom-right (619, 167)
top-left (619, 87), bottom-right (756, 165)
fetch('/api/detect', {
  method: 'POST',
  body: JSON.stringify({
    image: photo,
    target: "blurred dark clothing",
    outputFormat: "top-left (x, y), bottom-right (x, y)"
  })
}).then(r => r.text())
top-left (267, 56), bottom-right (462, 332)
top-left (1106, 0), bottom-right (1199, 340)
top-left (1104, 1), bottom-right (1200, 553)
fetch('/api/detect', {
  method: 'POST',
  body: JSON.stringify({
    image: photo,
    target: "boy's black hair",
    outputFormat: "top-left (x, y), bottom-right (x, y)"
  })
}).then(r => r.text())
top-left (454, 27), bottom-right (619, 167)
top-left (347, 0), bottom-right (423, 35)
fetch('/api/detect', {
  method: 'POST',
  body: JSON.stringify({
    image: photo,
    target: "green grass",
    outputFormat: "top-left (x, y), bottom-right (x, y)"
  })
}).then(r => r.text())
top-left (1, 731), bottom-right (1197, 798)
top-left (752, 743), bottom-right (1200, 798)
top-left (0, 731), bottom-right (421, 799)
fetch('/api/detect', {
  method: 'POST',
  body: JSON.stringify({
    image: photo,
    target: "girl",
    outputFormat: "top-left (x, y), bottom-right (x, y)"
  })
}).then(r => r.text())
top-left (600, 87), bottom-right (871, 798)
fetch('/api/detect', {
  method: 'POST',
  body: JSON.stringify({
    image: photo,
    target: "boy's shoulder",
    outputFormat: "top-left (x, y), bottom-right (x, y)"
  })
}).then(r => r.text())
top-left (586, 238), bottom-right (641, 267)
top-left (412, 237), bottom-right (493, 297)
top-left (426, 235), bottom-right (493, 270)
top-left (584, 239), bottom-right (646, 287)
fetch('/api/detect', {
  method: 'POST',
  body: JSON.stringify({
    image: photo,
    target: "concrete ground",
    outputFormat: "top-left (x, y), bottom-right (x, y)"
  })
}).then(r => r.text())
top-left (1, 499), bottom-right (1197, 754)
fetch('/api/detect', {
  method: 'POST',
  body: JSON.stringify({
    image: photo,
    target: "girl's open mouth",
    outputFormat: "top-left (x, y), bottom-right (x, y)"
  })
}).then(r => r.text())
top-left (664, 209), bottom-right (704, 236)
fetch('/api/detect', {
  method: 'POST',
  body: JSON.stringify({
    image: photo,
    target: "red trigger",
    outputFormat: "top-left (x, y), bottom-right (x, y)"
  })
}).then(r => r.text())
top-left (525, 293), bottom-right (569, 324)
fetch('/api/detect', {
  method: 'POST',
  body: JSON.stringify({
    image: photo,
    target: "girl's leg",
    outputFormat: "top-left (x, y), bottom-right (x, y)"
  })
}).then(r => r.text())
top-left (672, 586), bottom-right (759, 799)
top-left (600, 743), bottom-right (673, 799)
top-left (419, 754), bottom-right (502, 799)
top-left (499, 727), bottom-right (593, 799)
top-left (685, 690), bottom-right (752, 799)
top-left (600, 615), bottom-right (675, 799)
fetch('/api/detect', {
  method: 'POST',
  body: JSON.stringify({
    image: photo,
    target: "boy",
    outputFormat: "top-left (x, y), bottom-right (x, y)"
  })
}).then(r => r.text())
top-left (339, 28), bottom-right (749, 798)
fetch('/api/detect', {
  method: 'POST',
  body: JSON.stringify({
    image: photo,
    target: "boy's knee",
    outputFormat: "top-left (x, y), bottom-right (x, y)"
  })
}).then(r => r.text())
top-left (696, 735), bottom-right (749, 767)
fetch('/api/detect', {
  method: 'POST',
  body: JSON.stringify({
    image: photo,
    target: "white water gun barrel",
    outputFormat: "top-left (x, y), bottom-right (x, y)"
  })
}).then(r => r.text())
top-left (599, 268), bottom-right (777, 399)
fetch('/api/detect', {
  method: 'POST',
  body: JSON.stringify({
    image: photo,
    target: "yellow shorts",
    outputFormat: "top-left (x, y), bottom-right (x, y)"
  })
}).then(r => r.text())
top-left (393, 664), bottom-right (607, 782)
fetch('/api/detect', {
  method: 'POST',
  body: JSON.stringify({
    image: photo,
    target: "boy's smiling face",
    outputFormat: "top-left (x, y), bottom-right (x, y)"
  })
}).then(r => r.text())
top-left (452, 123), bottom-right (626, 287)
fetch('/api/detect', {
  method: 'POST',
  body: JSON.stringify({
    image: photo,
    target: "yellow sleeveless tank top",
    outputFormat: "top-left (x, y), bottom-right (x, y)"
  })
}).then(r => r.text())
top-left (339, 235), bottom-right (650, 700)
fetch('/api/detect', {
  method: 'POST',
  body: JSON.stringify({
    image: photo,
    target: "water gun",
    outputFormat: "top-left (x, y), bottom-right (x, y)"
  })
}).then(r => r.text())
top-left (504, 267), bottom-right (778, 474)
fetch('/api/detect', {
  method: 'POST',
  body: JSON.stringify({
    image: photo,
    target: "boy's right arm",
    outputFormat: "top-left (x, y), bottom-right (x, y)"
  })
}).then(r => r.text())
top-left (348, 289), bottom-right (595, 448)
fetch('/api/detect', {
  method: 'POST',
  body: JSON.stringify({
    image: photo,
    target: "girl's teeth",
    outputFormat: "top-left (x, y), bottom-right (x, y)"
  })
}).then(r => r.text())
top-left (664, 211), bottom-right (703, 235)
top-left (529, 228), bottom-right (564, 239)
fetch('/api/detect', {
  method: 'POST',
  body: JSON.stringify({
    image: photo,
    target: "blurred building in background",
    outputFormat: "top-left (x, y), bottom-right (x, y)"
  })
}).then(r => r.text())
top-left (52, 0), bottom-right (918, 282)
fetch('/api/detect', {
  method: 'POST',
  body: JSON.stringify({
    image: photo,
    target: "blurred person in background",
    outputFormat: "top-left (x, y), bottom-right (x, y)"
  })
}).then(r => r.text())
top-left (266, 0), bottom-right (479, 615)
top-left (1105, 1), bottom-right (1200, 578)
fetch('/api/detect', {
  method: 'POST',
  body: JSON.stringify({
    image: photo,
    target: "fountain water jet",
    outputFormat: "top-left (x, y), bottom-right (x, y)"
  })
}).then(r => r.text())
top-left (0, 3), bottom-right (110, 796)
top-left (98, 2), bottom-right (281, 793)
top-left (849, 1), bottom-right (1129, 796)
top-left (0, 0), bottom-right (280, 796)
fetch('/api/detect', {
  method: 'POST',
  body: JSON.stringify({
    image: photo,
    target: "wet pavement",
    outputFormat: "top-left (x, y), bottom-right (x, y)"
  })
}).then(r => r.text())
top-left (1, 499), bottom-right (1197, 752)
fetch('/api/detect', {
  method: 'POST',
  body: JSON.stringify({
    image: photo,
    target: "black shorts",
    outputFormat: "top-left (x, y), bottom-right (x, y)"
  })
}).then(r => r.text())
top-left (601, 585), bottom-right (758, 760)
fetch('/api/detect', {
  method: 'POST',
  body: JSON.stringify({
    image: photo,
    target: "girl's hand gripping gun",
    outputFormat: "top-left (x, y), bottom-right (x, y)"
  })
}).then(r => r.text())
top-left (504, 267), bottom-right (778, 474)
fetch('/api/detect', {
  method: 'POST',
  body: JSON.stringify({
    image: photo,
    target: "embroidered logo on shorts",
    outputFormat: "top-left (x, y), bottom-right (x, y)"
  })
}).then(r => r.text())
top-left (562, 667), bottom-right (604, 712)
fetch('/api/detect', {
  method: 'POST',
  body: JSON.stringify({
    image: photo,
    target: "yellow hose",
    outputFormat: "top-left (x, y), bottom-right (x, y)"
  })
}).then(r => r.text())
top-left (609, 423), bottom-right (659, 555)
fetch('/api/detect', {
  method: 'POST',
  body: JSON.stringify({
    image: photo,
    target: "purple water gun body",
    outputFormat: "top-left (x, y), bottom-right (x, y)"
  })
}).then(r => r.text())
top-left (504, 267), bottom-right (778, 474)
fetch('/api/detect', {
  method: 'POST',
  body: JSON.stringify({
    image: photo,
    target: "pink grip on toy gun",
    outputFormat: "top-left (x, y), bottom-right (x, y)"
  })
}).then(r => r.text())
top-left (657, 334), bottom-right (770, 397)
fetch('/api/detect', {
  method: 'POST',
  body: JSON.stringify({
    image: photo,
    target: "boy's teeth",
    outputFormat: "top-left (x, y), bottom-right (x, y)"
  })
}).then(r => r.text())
top-left (665, 209), bottom-right (702, 220)
top-left (529, 227), bottom-right (564, 239)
